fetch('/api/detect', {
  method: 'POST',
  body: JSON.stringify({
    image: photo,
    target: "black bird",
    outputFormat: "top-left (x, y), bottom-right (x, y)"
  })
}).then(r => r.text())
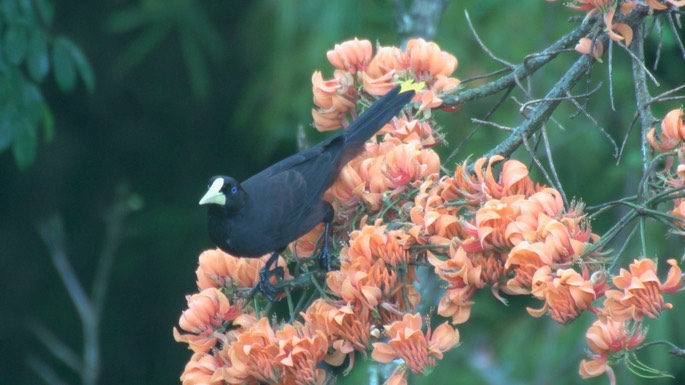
top-left (199, 84), bottom-right (416, 298)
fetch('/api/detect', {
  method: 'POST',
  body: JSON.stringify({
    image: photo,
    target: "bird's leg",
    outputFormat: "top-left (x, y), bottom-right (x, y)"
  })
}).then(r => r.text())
top-left (316, 203), bottom-right (335, 271)
top-left (251, 249), bottom-right (285, 301)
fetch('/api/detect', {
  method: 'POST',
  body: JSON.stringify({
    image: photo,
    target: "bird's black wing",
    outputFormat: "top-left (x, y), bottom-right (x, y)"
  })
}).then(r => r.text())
top-left (241, 167), bottom-right (330, 250)
top-left (244, 133), bottom-right (345, 199)
top-left (247, 132), bottom-right (342, 175)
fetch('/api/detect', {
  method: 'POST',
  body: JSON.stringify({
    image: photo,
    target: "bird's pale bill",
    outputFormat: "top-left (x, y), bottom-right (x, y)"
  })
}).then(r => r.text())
top-left (199, 177), bottom-right (227, 206)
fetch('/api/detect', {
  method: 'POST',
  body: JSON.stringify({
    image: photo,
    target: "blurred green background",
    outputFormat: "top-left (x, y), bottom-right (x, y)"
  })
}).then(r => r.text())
top-left (1, 0), bottom-right (683, 384)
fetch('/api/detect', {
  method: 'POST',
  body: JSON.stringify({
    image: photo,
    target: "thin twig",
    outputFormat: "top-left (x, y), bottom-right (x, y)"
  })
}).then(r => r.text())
top-left (444, 17), bottom-right (594, 107)
top-left (470, 118), bottom-right (513, 131)
top-left (668, 12), bottom-right (685, 60)
top-left (26, 356), bottom-right (71, 385)
top-left (28, 320), bottom-right (82, 373)
top-left (483, 52), bottom-right (595, 160)
top-left (464, 10), bottom-right (513, 67)
top-left (541, 126), bottom-right (569, 206)
top-left (646, 83), bottom-right (685, 106)
top-left (620, 37), bottom-right (660, 87)
top-left (447, 85), bottom-right (515, 164)
top-left (609, 39), bottom-right (616, 110)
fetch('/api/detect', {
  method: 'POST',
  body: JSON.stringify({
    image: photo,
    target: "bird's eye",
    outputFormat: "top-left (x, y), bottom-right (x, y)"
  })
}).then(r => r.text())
top-left (230, 186), bottom-right (238, 195)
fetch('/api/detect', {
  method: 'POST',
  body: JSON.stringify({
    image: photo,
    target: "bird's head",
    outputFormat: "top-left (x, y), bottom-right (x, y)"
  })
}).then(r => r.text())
top-left (199, 176), bottom-right (246, 213)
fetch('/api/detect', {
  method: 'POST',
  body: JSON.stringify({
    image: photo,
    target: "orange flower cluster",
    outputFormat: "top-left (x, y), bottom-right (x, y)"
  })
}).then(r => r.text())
top-left (177, 38), bottom-right (463, 385)
top-left (647, 109), bottom-right (685, 228)
top-left (647, 109), bottom-right (685, 153)
top-left (312, 38), bottom-right (459, 131)
top-left (563, 1), bottom-right (685, 59)
top-left (603, 258), bottom-right (683, 321)
top-left (305, 220), bottom-right (461, 377)
top-left (195, 248), bottom-right (290, 291)
top-left (578, 317), bottom-right (646, 385)
top-left (578, 257), bottom-right (684, 384)
top-left (548, 0), bottom-right (633, 45)
top-left (326, 221), bottom-right (419, 314)
top-left (177, 220), bottom-right (462, 384)
top-left (644, 0), bottom-right (685, 10)
top-left (325, 134), bottom-right (441, 213)
top-left (371, 313), bottom-right (459, 376)
top-left (173, 288), bottom-right (245, 353)
top-left (313, 39), bottom-right (454, 220)
top-left (411, 156), bottom-right (600, 324)
top-left (175, 290), bottom-right (331, 385)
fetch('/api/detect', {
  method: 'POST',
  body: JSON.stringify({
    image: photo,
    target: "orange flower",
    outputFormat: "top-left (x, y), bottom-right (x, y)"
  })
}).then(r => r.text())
top-left (225, 317), bottom-right (282, 384)
top-left (579, 317), bottom-right (646, 385)
top-left (405, 38), bottom-right (458, 79)
top-left (672, 199), bottom-right (685, 227)
top-left (366, 46), bottom-right (406, 80)
top-left (325, 146), bottom-right (371, 209)
top-left (416, 89), bottom-right (444, 113)
top-left (646, 108), bottom-right (684, 152)
top-left (346, 221), bottom-right (414, 267)
top-left (549, 0), bottom-right (632, 44)
top-left (409, 173), bottom-right (466, 245)
top-left (371, 313), bottom-right (459, 374)
top-left (381, 117), bottom-right (438, 147)
top-left (195, 248), bottom-right (289, 291)
top-left (326, 38), bottom-right (372, 74)
top-left (431, 244), bottom-right (505, 290)
top-left (528, 267), bottom-right (596, 324)
top-left (179, 352), bottom-right (224, 385)
top-left (603, 258), bottom-right (684, 321)
top-left (196, 248), bottom-right (234, 289)
top-left (467, 195), bottom-right (524, 252)
top-left (505, 241), bottom-right (554, 294)
top-left (437, 284), bottom-right (476, 325)
top-left (363, 46), bottom-right (406, 96)
top-left (302, 299), bottom-right (372, 363)
top-left (174, 288), bottom-right (242, 353)
top-left (575, 37), bottom-right (604, 60)
top-left (645, 0), bottom-right (685, 9)
top-left (276, 323), bottom-right (330, 385)
top-left (380, 139), bottom-right (441, 191)
top-left (289, 223), bottom-right (325, 259)
top-left (326, 136), bottom-right (439, 213)
top-left (311, 71), bottom-right (358, 131)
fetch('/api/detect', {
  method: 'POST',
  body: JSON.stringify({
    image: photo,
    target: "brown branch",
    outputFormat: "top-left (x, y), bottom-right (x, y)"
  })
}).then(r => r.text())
top-left (394, 0), bottom-right (448, 45)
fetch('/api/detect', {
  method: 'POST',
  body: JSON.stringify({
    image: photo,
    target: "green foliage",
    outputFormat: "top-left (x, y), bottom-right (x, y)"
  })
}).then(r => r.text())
top-left (107, 0), bottom-right (226, 100)
top-left (0, 0), bottom-right (93, 169)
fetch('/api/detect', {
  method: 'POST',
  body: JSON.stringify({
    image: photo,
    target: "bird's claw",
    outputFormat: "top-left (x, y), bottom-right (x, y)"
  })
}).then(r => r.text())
top-left (317, 247), bottom-right (333, 271)
top-left (250, 265), bottom-right (285, 301)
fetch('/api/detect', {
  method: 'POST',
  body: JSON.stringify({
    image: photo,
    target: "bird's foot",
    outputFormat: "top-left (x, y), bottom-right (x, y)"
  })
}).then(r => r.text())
top-left (250, 266), bottom-right (285, 301)
top-left (317, 247), bottom-right (333, 271)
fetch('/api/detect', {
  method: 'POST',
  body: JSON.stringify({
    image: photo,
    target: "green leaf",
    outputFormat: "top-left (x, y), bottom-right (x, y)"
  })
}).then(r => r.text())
top-left (21, 81), bottom-right (45, 125)
top-left (17, 0), bottom-right (34, 19)
top-left (41, 103), bottom-right (54, 143)
top-left (27, 31), bottom-right (49, 82)
top-left (53, 36), bottom-right (95, 93)
top-left (0, 109), bottom-right (16, 152)
top-left (118, 24), bottom-right (171, 69)
top-left (107, 5), bottom-right (158, 34)
top-left (1, 0), bottom-right (19, 20)
top-left (11, 119), bottom-right (37, 169)
top-left (60, 37), bottom-right (95, 93)
top-left (33, 0), bottom-right (55, 25)
top-left (4, 25), bottom-right (28, 65)
top-left (179, 28), bottom-right (209, 100)
top-left (52, 37), bottom-right (76, 92)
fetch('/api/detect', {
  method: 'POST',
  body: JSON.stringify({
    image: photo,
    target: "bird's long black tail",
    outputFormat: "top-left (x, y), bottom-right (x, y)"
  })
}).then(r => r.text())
top-left (343, 85), bottom-right (415, 148)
